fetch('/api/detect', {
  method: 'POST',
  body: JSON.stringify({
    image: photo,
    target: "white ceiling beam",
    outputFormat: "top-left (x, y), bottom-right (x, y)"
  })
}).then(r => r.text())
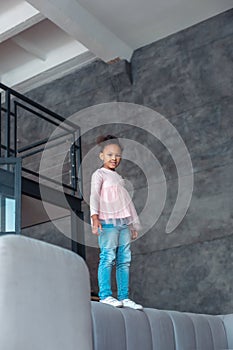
top-left (11, 36), bottom-right (47, 61)
top-left (0, 1), bottom-right (45, 43)
top-left (12, 51), bottom-right (96, 94)
top-left (1, 40), bottom-right (90, 87)
top-left (26, 0), bottom-right (133, 61)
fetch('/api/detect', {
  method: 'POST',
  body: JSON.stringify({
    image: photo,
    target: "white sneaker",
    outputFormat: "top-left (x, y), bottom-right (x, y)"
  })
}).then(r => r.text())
top-left (122, 299), bottom-right (143, 310)
top-left (100, 296), bottom-right (123, 308)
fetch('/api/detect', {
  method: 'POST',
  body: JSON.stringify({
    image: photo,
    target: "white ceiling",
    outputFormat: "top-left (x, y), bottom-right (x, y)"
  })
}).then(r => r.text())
top-left (0, 0), bottom-right (232, 90)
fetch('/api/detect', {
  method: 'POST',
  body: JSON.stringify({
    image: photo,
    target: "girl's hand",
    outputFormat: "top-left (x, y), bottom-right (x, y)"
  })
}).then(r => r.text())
top-left (131, 229), bottom-right (138, 240)
top-left (92, 218), bottom-right (102, 235)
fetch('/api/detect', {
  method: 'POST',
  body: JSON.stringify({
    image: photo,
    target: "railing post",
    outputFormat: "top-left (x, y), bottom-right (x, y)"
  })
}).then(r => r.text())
top-left (76, 132), bottom-right (83, 200)
top-left (13, 101), bottom-right (17, 157)
top-left (0, 157), bottom-right (21, 234)
top-left (0, 92), bottom-right (2, 158)
top-left (5, 90), bottom-right (11, 157)
top-left (15, 158), bottom-right (22, 234)
top-left (70, 140), bottom-right (76, 193)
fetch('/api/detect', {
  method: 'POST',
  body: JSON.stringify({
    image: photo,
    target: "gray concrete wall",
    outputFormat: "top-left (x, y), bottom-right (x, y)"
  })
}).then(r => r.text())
top-left (22, 9), bottom-right (233, 313)
top-left (23, 216), bottom-right (72, 251)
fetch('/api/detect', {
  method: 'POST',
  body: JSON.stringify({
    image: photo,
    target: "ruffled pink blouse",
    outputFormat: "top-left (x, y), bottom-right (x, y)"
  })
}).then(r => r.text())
top-left (90, 167), bottom-right (140, 230)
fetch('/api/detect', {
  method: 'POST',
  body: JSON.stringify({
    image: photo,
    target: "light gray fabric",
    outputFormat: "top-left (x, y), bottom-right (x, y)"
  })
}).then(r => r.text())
top-left (144, 309), bottom-right (175, 350)
top-left (91, 303), bottom-right (230, 350)
top-left (186, 313), bottom-right (220, 349)
top-left (0, 235), bottom-right (93, 350)
top-left (219, 314), bottom-right (233, 349)
top-left (91, 302), bottom-right (127, 350)
top-left (120, 307), bottom-right (154, 350)
top-left (165, 311), bottom-right (228, 350)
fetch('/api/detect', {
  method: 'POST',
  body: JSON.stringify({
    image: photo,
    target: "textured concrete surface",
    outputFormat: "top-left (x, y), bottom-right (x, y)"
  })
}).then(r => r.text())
top-left (22, 216), bottom-right (72, 250)
top-left (130, 233), bottom-right (233, 315)
top-left (19, 9), bottom-right (233, 313)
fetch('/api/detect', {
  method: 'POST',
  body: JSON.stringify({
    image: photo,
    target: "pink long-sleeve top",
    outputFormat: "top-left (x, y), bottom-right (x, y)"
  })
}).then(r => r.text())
top-left (90, 167), bottom-right (140, 230)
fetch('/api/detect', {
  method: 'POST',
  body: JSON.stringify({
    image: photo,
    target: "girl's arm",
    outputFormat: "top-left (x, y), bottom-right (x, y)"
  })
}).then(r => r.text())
top-left (91, 214), bottom-right (102, 235)
top-left (130, 229), bottom-right (138, 240)
top-left (90, 171), bottom-right (103, 235)
top-left (128, 223), bottom-right (138, 240)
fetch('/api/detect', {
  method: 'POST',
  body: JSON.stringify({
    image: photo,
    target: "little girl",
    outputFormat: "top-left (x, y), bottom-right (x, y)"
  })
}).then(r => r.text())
top-left (90, 135), bottom-right (143, 310)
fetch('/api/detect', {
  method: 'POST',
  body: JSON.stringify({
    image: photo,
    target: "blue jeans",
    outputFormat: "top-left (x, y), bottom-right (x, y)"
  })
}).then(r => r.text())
top-left (98, 219), bottom-right (131, 300)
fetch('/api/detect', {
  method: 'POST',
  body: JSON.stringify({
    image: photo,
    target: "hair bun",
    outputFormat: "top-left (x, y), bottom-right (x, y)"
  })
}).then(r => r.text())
top-left (96, 135), bottom-right (106, 145)
top-left (96, 135), bottom-right (117, 145)
top-left (96, 134), bottom-right (123, 151)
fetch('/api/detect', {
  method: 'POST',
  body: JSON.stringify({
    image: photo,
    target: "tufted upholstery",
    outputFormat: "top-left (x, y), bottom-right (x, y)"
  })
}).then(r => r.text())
top-left (91, 302), bottom-right (231, 350)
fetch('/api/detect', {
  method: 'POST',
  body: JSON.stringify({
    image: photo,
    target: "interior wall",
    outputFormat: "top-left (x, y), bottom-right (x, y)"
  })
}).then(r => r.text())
top-left (22, 8), bottom-right (233, 313)
top-left (22, 216), bottom-right (72, 251)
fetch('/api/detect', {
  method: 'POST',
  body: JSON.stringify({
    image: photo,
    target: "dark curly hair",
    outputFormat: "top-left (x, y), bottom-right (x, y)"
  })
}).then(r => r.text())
top-left (97, 134), bottom-right (123, 151)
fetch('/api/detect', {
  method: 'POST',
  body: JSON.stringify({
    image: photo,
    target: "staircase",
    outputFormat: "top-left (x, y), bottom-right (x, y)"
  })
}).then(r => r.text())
top-left (0, 83), bottom-right (85, 258)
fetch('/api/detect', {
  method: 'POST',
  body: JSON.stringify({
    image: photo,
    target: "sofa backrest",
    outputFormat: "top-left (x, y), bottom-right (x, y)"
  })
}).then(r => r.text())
top-left (91, 302), bottom-right (229, 350)
top-left (0, 235), bottom-right (93, 350)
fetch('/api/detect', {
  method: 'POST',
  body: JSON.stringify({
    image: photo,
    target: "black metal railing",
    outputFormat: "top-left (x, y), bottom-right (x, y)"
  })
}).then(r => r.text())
top-left (0, 83), bottom-right (82, 198)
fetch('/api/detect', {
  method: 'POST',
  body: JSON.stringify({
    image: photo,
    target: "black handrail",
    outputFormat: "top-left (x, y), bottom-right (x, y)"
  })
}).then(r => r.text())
top-left (0, 82), bottom-right (77, 128)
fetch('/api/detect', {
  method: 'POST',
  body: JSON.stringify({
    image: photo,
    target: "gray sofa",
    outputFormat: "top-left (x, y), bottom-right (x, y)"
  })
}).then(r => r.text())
top-left (0, 234), bottom-right (232, 350)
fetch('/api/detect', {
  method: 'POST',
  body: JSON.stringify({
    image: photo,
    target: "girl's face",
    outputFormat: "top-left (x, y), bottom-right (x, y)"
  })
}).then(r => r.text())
top-left (99, 144), bottom-right (122, 170)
